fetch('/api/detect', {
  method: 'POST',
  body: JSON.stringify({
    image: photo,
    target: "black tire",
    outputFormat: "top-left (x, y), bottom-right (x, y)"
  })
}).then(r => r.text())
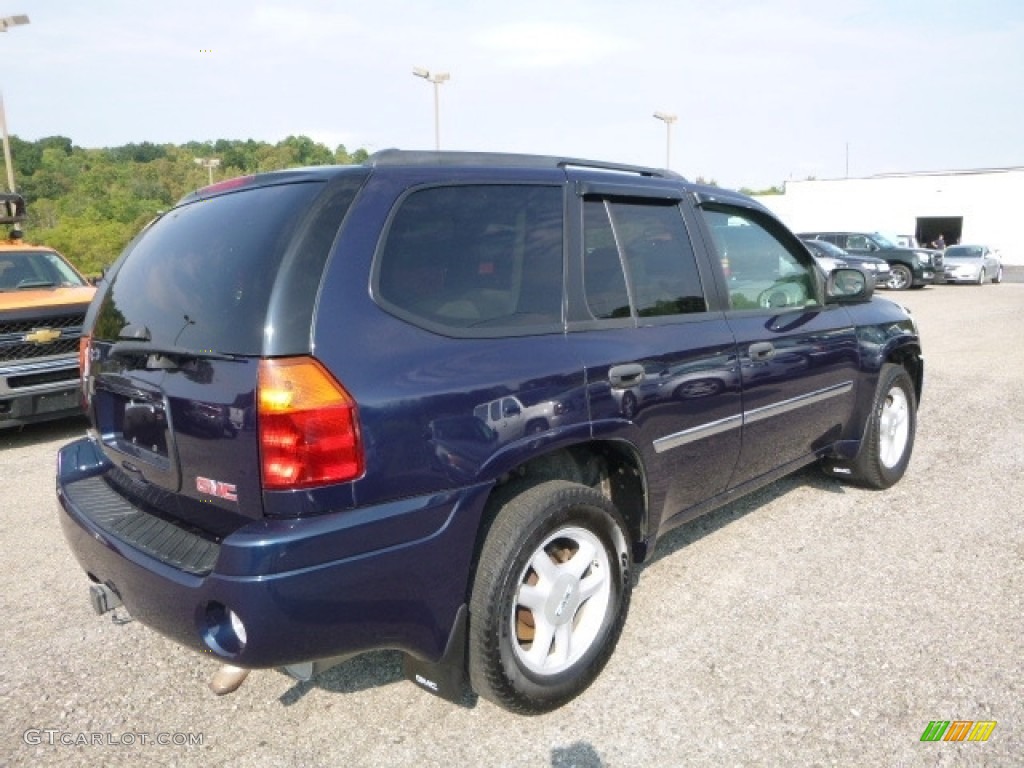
top-left (887, 264), bottom-right (913, 290)
top-left (827, 364), bottom-right (916, 489)
top-left (976, 268), bottom-right (986, 285)
top-left (993, 266), bottom-right (1003, 284)
top-left (468, 480), bottom-right (632, 714)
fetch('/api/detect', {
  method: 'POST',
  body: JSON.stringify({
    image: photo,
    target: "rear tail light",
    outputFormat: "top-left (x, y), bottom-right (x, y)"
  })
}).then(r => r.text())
top-left (257, 357), bottom-right (364, 489)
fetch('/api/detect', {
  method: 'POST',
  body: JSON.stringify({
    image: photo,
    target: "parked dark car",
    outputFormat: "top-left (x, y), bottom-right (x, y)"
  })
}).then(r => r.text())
top-left (798, 231), bottom-right (941, 290)
top-left (57, 151), bottom-right (923, 715)
top-left (799, 237), bottom-right (892, 287)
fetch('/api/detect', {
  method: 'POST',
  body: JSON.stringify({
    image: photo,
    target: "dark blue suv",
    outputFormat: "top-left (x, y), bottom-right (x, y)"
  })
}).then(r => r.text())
top-left (57, 151), bottom-right (922, 714)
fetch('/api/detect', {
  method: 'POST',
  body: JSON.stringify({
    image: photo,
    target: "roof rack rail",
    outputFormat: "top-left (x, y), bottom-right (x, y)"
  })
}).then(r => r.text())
top-left (0, 193), bottom-right (26, 225)
top-left (364, 149), bottom-right (684, 180)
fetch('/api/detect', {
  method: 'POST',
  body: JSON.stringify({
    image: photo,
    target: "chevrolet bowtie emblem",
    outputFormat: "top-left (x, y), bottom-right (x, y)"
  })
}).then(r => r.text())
top-left (24, 328), bottom-right (62, 344)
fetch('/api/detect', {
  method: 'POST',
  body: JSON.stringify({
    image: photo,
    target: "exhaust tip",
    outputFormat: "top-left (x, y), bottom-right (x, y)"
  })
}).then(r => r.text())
top-left (209, 664), bottom-right (251, 696)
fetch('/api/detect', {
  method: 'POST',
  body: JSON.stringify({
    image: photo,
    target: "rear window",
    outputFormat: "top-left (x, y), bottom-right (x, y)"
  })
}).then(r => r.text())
top-left (374, 184), bottom-right (564, 335)
top-left (93, 177), bottom-right (361, 355)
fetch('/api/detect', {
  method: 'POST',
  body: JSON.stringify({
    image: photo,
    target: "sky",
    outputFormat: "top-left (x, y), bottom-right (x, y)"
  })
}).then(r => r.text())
top-left (3, 0), bottom-right (1023, 189)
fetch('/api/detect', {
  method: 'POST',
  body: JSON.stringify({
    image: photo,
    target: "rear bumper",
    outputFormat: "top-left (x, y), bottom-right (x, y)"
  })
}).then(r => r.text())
top-left (56, 436), bottom-right (488, 668)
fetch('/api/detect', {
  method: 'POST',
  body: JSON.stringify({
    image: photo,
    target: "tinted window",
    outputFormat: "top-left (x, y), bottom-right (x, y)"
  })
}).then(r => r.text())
top-left (93, 180), bottom-right (353, 354)
top-left (583, 198), bottom-right (706, 319)
top-left (376, 185), bottom-right (563, 334)
top-left (702, 208), bottom-right (818, 310)
top-left (846, 234), bottom-right (872, 251)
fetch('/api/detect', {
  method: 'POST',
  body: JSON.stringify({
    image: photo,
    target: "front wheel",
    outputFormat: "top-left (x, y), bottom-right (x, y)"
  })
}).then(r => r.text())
top-left (976, 268), bottom-right (986, 285)
top-left (468, 480), bottom-right (632, 714)
top-left (887, 264), bottom-right (913, 290)
top-left (827, 364), bottom-right (917, 489)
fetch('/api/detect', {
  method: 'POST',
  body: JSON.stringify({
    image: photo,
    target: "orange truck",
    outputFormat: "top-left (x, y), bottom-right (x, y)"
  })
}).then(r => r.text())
top-left (0, 194), bottom-right (94, 428)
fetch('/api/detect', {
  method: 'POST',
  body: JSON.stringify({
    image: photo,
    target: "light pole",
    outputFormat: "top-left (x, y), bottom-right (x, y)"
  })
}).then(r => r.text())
top-left (195, 157), bottom-right (221, 185)
top-left (0, 14), bottom-right (30, 193)
top-left (412, 67), bottom-right (450, 151)
top-left (652, 111), bottom-right (677, 170)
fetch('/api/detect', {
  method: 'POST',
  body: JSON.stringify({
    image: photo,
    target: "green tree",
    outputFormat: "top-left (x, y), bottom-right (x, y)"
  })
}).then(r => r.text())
top-left (8, 134), bottom-right (367, 274)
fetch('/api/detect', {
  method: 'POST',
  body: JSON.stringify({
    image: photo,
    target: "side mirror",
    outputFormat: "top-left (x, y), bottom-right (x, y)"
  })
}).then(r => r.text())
top-left (825, 267), bottom-right (872, 303)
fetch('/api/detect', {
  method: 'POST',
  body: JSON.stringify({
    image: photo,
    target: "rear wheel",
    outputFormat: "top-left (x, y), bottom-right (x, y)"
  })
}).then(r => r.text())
top-left (993, 265), bottom-right (1003, 283)
top-left (468, 480), bottom-right (632, 714)
top-left (887, 264), bottom-right (913, 290)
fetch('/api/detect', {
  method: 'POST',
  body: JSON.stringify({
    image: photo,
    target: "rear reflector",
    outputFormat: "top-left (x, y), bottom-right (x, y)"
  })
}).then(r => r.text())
top-left (257, 357), bottom-right (364, 489)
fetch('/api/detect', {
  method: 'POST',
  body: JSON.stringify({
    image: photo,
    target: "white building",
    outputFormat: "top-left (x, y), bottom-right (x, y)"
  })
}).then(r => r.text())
top-left (754, 167), bottom-right (1024, 265)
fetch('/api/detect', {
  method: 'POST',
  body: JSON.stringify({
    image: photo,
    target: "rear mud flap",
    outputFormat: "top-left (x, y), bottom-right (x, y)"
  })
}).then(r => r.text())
top-left (402, 603), bottom-right (471, 706)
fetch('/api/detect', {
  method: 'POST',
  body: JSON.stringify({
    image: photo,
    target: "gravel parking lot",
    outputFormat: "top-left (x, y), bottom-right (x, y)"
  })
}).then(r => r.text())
top-left (2, 282), bottom-right (1021, 767)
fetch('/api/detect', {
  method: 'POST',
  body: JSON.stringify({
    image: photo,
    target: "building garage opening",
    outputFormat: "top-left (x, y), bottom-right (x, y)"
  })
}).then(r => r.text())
top-left (916, 216), bottom-right (963, 248)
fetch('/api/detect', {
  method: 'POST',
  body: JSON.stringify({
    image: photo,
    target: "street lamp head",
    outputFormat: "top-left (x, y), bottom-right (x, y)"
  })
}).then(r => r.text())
top-left (653, 111), bottom-right (677, 124)
top-left (413, 67), bottom-right (450, 85)
top-left (0, 15), bottom-right (30, 31)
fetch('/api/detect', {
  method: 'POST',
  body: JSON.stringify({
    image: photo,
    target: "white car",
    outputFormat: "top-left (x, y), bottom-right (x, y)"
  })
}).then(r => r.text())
top-left (942, 244), bottom-right (1003, 284)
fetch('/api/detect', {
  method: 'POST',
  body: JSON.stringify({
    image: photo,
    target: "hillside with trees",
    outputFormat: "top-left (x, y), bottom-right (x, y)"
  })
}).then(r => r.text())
top-left (6, 135), bottom-right (368, 276)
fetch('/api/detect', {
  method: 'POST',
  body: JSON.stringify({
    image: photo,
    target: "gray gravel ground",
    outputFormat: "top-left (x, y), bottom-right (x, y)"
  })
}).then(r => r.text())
top-left (1, 282), bottom-right (1021, 767)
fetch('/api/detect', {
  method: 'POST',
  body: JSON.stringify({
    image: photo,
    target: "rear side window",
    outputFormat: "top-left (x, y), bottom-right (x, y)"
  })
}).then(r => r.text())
top-left (583, 198), bottom-right (707, 320)
top-left (845, 234), bottom-right (872, 251)
top-left (375, 185), bottom-right (563, 335)
top-left (93, 177), bottom-right (362, 355)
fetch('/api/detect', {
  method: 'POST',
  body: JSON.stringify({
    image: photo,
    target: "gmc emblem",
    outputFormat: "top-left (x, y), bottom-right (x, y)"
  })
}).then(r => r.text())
top-left (196, 476), bottom-right (238, 502)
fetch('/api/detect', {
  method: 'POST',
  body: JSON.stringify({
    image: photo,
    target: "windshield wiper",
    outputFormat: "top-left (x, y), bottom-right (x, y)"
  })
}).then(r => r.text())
top-left (109, 341), bottom-right (241, 364)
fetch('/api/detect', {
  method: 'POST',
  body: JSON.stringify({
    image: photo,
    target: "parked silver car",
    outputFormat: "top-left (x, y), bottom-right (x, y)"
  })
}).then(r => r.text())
top-left (942, 244), bottom-right (1003, 284)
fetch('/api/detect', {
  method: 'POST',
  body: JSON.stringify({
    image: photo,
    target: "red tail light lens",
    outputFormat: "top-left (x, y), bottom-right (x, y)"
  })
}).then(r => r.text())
top-left (257, 357), bottom-right (364, 489)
